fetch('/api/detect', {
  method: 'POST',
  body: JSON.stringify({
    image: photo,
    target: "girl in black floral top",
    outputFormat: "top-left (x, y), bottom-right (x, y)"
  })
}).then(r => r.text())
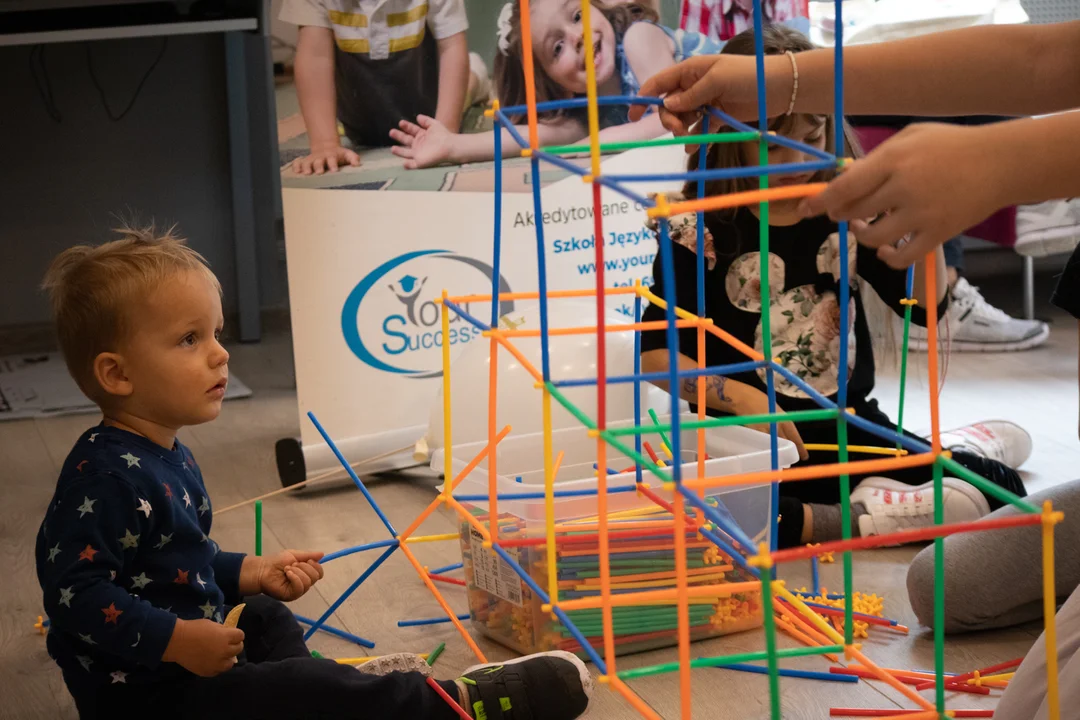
top-left (640, 25), bottom-right (1027, 549)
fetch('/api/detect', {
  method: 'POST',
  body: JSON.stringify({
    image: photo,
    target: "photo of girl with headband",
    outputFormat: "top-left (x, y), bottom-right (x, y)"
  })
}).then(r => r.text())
top-left (389, 0), bottom-right (724, 168)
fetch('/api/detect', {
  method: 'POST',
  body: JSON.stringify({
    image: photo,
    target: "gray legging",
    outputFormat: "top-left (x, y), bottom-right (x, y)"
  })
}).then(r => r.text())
top-left (907, 481), bottom-right (1080, 633)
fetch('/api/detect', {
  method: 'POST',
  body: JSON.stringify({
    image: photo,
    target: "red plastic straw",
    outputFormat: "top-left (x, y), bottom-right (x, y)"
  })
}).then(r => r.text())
top-left (426, 676), bottom-right (472, 720)
top-left (831, 710), bottom-right (992, 718)
top-left (428, 573), bottom-right (467, 587)
top-left (497, 527), bottom-right (697, 548)
top-left (914, 656), bottom-right (1024, 691)
top-left (770, 514), bottom-right (1042, 564)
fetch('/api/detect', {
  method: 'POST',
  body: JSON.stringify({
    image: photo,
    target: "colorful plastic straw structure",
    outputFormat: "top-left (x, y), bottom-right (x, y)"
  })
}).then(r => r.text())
top-left (264, 1), bottom-right (1064, 717)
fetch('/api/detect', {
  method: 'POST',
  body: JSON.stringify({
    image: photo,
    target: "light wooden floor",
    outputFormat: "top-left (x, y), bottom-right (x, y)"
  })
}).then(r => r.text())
top-left (3, 296), bottom-right (1078, 719)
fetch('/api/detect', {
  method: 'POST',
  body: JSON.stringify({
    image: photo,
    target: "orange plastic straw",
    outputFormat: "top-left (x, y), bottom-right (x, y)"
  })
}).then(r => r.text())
top-left (775, 599), bottom-right (840, 652)
top-left (447, 286), bottom-right (637, 305)
top-left (581, 565), bottom-right (733, 586)
top-left (773, 602), bottom-right (839, 662)
top-left (547, 580), bottom-right (761, 611)
top-left (847, 647), bottom-right (936, 712)
top-left (647, 183), bottom-right (827, 218)
top-left (444, 496), bottom-right (492, 545)
top-left (399, 425), bottom-right (511, 540)
top-left (516, 0), bottom-right (539, 149)
top-left (399, 542), bottom-right (486, 662)
top-left (682, 452), bottom-right (936, 492)
top-left (500, 318), bottom-right (700, 337)
top-left (487, 336), bottom-right (499, 543)
top-left (702, 318), bottom-right (767, 361)
top-left (924, 253), bottom-right (941, 452)
top-left (551, 450), bottom-right (565, 481)
top-left (610, 676), bottom-right (664, 720)
top-left (673, 489), bottom-right (692, 720)
top-left (490, 330), bottom-right (544, 384)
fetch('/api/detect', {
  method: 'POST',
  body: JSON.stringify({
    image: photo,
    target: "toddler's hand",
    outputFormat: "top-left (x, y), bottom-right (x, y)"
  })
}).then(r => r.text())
top-left (163, 618), bottom-right (244, 677)
top-left (292, 144), bottom-right (361, 176)
top-left (257, 550), bottom-right (325, 601)
top-left (389, 115), bottom-right (454, 169)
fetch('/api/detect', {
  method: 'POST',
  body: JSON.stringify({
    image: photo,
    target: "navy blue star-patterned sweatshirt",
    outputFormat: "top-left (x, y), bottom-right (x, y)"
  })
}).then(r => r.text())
top-left (35, 424), bottom-right (245, 696)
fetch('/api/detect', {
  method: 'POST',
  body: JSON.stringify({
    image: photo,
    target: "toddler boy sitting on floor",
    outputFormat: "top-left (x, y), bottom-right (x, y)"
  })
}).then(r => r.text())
top-left (35, 226), bottom-right (591, 719)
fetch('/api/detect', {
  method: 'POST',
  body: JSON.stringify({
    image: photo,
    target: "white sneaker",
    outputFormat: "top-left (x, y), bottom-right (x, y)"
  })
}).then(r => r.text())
top-left (905, 277), bottom-right (1049, 352)
top-left (937, 420), bottom-right (1032, 469)
top-left (851, 477), bottom-right (991, 541)
top-left (1015, 198), bottom-right (1080, 259)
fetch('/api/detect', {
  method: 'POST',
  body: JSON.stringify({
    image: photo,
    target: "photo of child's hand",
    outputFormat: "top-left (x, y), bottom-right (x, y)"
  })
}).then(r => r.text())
top-left (292, 143), bottom-right (361, 176)
top-left (389, 115), bottom-right (455, 169)
top-left (163, 618), bottom-right (244, 677)
top-left (256, 550), bottom-right (325, 601)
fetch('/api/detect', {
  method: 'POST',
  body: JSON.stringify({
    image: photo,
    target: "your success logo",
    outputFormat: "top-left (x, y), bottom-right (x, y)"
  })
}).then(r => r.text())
top-left (341, 250), bottom-right (513, 378)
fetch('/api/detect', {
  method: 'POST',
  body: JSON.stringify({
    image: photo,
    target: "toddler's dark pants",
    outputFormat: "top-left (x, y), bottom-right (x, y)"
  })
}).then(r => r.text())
top-left (71, 595), bottom-right (461, 720)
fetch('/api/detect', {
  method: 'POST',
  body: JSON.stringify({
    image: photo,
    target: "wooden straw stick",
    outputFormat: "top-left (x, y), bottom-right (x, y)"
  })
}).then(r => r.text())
top-left (214, 442), bottom-right (414, 516)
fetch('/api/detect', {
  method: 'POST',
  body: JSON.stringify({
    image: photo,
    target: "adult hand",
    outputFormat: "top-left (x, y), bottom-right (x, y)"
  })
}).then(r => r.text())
top-left (292, 144), bottom-right (361, 175)
top-left (629, 55), bottom-right (773, 137)
top-left (798, 123), bottom-right (1006, 269)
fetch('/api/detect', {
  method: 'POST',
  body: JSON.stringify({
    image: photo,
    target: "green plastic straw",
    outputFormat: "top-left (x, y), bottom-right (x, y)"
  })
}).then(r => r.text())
top-left (937, 455), bottom-right (1038, 513)
top-left (427, 642), bottom-right (446, 667)
top-left (542, 131), bottom-right (759, 156)
top-left (605, 408), bottom-right (839, 436)
top-left (757, 133), bottom-right (782, 720)
top-left (255, 500), bottom-right (262, 557)
top-left (647, 408), bottom-right (673, 449)
top-left (310, 650), bottom-right (324, 659)
top-left (617, 644), bottom-right (844, 680)
top-left (895, 302), bottom-right (914, 446)
top-left (546, 382), bottom-right (672, 483)
top-left (839, 419), bottom-right (854, 646)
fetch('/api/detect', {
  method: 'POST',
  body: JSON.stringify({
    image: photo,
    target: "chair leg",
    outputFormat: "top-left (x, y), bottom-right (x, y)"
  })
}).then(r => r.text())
top-left (1023, 254), bottom-right (1035, 320)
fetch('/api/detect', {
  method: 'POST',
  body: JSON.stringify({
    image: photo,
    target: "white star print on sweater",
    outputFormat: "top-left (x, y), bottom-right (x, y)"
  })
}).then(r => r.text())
top-left (35, 424), bottom-right (246, 694)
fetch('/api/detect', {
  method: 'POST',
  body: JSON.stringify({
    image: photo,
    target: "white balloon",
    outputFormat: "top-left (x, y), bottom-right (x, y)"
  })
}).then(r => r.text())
top-left (426, 299), bottom-right (679, 452)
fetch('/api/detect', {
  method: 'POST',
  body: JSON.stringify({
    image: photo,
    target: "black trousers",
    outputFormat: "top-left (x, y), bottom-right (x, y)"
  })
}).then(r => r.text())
top-left (73, 595), bottom-right (461, 720)
top-left (776, 398), bottom-right (1027, 548)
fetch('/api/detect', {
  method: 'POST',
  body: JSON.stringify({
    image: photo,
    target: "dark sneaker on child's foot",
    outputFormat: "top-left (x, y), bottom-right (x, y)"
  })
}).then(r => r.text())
top-left (456, 650), bottom-right (592, 720)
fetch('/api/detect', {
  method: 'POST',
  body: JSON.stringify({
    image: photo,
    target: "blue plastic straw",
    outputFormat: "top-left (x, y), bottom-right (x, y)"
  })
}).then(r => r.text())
top-left (677, 484), bottom-right (756, 554)
top-left (398, 614), bottom-right (471, 627)
top-left (656, 221), bottom-right (683, 486)
top-left (307, 412), bottom-right (398, 538)
top-left (811, 556), bottom-right (821, 596)
top-left (634, 290), bottom-right (644, 487)
top-left (594, 174), bottom-right (655, 207)
top-left (719, 663), bottom-right (859, 683)
top-left (604, 159), bottom-right (835, 185)
top-left (698, 523), bottom-right (759, 578)
top-left (429, 562), bottom-right (464, 575)
top-left (294, 614), bottom-right (376, 648)
top-left (552, 360), bottom-right (766, 388)
top-left (704, 106), bottom-right (835, 162)
top-left (794, 590), bottom-right (845, 601)
top-left (493, 109), bottom-right (529, 150)
top-left (301, 544), bottom-right (396, 642)
top-left (798, 599), bottom-right (899, 626)
top-left (529, 157), bottom-right (553, 382)
top-left (502, 95), bottom-right (662, 117)
top-left (454, 485), bottom-right (638, 501)
top-left (492, 114), bottom-right (504, 330)
top-left (769, 362), bottom-right (932, 455)
top-left (592, 463), bottom-right (622, 475)
top-left (322, 538), bottom-right (400, 564)
top-left (442, 300), bottom-right (491, 333)
top-left (488, 543), bottom-right (607, 673)
top-left (533, 150), bottom-right (591, 178)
